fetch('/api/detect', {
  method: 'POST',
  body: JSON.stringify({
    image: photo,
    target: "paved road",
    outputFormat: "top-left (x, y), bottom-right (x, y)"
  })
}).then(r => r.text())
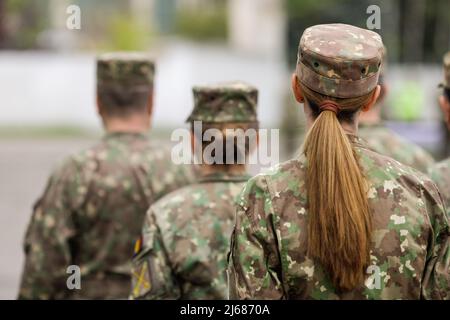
top-left (0, 138), bottom-right (93, 299)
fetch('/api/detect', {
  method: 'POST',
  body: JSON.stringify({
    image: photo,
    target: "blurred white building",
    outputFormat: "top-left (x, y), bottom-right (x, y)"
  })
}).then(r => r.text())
top-left (228, 0), bottom-right (286, 59)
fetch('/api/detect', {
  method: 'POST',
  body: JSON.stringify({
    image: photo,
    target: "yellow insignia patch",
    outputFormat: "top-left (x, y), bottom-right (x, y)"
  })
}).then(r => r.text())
top-left (131, 260), bottom-right (152, 298)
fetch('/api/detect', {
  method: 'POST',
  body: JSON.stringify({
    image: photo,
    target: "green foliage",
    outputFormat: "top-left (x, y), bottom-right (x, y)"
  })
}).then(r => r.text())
top-left (175, 6), bottom-right (227, 41)
top-left (6, 0), bottom-right (29, 11)
top-left (285, 0), bottom-right (338, 17)
top-left (103, 14), bottom-right (153, 51)
top-left (389, 82), bottom-right (424, 121)
top-left (5, 0), bottom-right (50, 49)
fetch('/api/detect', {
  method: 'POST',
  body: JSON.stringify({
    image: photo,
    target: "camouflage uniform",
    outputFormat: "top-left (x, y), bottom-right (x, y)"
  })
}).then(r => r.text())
top-left (359, 124), bottom-right (434, 173)
top-left (130, 82), bottom-right (258, 300)
top-left (429, 158), bottom-right (450, 216)
top-left (18, 53), bottom-right (195, 300)
top-left (228, 24), bottom-right (450, 300)
top-left (428, 51), bottom-right (450, 215)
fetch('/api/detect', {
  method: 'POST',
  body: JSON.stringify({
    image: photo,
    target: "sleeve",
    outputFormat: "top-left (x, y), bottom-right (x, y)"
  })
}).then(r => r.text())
top-left (421, 181), bottom-right (450, 300)
top-left (130, 208), bottom-right (180, 300)
top-left (228, 175), bottom-right (285, 300)
top-left (17, 161), bottom-right (78, 299)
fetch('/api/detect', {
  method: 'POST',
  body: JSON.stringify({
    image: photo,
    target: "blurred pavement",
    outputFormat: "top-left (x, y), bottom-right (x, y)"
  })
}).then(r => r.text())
top-left (0, 138), bottom-right (93, 299)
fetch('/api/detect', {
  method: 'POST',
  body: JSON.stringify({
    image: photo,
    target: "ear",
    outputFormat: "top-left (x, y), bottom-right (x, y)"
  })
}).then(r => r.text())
top-left (362, 85), bottom-right (381, 112)
top-left (379, 83), bottom-right (388, 102)
top-left (291, 73), bottom-right (304, 103)
top-left (439, 95), bottom-right (450, 129)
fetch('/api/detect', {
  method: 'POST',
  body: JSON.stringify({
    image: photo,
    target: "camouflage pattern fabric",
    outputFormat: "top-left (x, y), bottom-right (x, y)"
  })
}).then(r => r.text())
top-left (228, 135), bottom-right (450, 299)
top-left (296, 24), bottom-right (383, 98)
top-left (97, 52), bottom-right (155, 88)
top-left (429, 158), bottom-right (450, 217)
top-left (130, 172), bottom-right (250, 300)
top-left (18, 132), bottom-right (195, 299)
top-left (186, 82), bottom-right (258, 123)
top-left (359, 123), bottom-right (434, 173)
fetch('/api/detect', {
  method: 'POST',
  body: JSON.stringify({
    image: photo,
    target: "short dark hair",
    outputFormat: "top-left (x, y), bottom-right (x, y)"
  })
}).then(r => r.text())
top-left (97, 84), bottom-right (153, 117)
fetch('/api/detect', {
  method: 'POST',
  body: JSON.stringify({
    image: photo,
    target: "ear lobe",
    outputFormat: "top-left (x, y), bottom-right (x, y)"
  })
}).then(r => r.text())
top-left (291, 73), bottom-right (304, 103)
top-left (363, 85), bottom-right (381, 112)
top-left (361, 104), bottom-right (371, 112)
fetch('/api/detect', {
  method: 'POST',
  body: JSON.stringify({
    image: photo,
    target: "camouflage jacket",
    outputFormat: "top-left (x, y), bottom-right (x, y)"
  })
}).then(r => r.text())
top-left (358, 123), bottom-right (434, 173)
top-left (228, 135), bottom-right (450, 300)
top-left (429, 157), bottom-right (450, 216)
top-left (130, 171), bottom-right (250, 300)
top-left (18, 132), bottom-right (195, 299)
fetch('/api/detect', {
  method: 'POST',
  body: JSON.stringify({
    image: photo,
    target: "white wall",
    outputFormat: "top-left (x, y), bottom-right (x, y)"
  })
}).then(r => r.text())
top-left (0, 42), bottom-right (287, 129)
top-left (228, 0), bottom-right (286, 59)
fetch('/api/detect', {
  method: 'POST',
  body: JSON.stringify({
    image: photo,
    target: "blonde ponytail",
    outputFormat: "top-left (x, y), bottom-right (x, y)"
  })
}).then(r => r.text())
top-left (302, 84), bottom-right (374, 291)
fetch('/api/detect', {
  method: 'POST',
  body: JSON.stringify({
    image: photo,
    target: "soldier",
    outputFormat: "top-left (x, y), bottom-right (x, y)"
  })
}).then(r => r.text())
top-left (428, 51), bottom-right (450, 215)
top-left (18, 52), bottom-right (195, 299)
top-left (228, 24), bottom-right (450, 299)
top-left (358, 56), bottom-right (434, 173)
top-left (130, 82), bottom-right (259, 300)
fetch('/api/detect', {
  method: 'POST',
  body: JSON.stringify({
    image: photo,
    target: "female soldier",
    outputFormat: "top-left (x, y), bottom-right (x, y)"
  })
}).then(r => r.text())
top-left (131, 82), bottom-right (259, 299)
top-left (228, 24), bottom-right (449, 299)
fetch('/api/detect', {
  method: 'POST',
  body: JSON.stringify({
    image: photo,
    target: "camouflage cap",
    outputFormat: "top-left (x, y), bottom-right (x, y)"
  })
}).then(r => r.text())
top-left (440, 51), bottom-right (450, 89)
top-left (186, 82), bottom-right (258, 123)
top-left (97, 52), bottom-right (155, 89)
top-left (296, 23), bottom-right (384, 98)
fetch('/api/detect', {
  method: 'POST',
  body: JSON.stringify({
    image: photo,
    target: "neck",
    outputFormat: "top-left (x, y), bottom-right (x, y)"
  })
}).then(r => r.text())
top-left (103, 115), bottom-right (150, 134)
top-left (340, 120), bottom-right (359, 135)
top-left (198, 164), bottom-right (247, 176)
top-left (359, 105), bottom-right (381, 126)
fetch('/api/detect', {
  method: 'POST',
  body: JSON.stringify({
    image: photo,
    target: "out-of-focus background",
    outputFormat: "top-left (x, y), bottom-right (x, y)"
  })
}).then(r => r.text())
top-left (0, 0), bottom-right (449, 299)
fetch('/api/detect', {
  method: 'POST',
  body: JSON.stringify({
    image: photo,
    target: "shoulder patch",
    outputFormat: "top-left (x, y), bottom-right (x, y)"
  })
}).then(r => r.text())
top-left (131, 260), bottom-right (152, 298)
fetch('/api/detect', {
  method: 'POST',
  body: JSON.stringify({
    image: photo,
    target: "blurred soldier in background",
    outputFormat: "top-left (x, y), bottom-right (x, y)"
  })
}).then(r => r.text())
top-left (18, 52), bottom-right (195, 299)
top-left (130, 82), bottom-right (259, 300)
top-left (358, 51), bottom-right (434, 173)
top-left (429, 51), bottom-right (450, 215)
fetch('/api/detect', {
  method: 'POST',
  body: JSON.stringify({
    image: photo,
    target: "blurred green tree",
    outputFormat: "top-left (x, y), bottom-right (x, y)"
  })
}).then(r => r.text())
top-left (4, 0), bottom-right (50, 49)
top-left (174, 0), bottom-right (227, 41)
top-left (285, 0), bottom-right (450, 65)
top-left (103, 13), bottom-right (153, 51)
top-left (390, 82), bottom-right (424, 122)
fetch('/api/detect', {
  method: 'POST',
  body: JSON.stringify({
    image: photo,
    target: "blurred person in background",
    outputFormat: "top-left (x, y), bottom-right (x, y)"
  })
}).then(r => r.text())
top-left (358, 49), bottom-right (434, 173)
top-left (228, 24), bottom-right (450, 299)
top-left (18, 52), bottom-right (195, 299)
top-left (130, 82), bottom-right (258, 300)
top-left (429, 51), bottom-right (450, 216)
